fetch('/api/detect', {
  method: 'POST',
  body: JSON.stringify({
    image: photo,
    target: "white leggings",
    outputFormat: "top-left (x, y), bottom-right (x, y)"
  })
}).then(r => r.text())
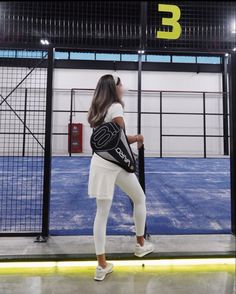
top-left (93, 168), bottom-right (146, 255)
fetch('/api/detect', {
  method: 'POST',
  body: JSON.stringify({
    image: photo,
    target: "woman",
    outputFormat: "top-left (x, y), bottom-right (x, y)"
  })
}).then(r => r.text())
top-left (87, 74), bottom-right (154, 281)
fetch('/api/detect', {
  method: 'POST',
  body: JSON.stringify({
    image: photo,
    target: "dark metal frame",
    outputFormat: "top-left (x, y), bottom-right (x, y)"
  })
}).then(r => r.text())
top-left (35, 47), bottom-right (54, 242)
top-left (222, 55), bottom-right (229, 156)
top-left (0, 51), bottom-right (232, 237)
top-left (228, 53), bottom-right (236, 236)
top-left (68, 89), bottom-right (74, 157)
top-left (0, 56), bottom-right (223, 73)
top-left (0, 45), bottom-right (52, 237)
top-left (0, 0), bottom-right (235, 239)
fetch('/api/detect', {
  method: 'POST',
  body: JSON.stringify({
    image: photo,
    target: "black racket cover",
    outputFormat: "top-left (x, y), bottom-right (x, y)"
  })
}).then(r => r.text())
top-left (90, 122), bottom-right (136, 173)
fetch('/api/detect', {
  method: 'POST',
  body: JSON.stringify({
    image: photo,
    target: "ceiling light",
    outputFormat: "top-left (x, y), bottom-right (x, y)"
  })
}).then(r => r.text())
top-left (232, 21), bottom-right (236, 33)
top-left (40, 39), bottom-right (49, 45)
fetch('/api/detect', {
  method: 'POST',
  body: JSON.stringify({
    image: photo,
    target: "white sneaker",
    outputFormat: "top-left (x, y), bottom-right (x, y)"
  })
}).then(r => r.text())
top-left (94, 262), bottom-right (114, 281)
top-left (134, 239), bottom-right (154, 257)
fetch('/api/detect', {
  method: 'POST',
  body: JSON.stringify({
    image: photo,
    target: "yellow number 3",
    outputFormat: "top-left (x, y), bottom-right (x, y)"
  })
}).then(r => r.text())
top-left (156, 4), bottom-right (182, 40)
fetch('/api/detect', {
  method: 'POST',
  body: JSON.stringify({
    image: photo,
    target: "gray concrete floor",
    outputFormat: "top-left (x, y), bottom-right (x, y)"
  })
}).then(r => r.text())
top-left (0, 268), bottom-right (235, 294)
top-left (0, 234), bottom-right (235, 293)
top-left (0, 234), bottom-right (235, 260)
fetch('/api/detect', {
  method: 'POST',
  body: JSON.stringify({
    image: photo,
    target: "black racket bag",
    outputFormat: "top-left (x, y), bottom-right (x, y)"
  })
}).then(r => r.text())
top-left (90, 122), bottom-right (136, 173)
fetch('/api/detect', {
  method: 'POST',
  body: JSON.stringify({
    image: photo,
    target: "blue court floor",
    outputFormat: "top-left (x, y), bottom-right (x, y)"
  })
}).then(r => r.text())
top-left (49, 156), bottom-right (231, 235)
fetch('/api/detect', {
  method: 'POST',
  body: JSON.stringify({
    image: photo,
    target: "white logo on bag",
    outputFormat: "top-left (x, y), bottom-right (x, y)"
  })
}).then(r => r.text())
top-left (93, 124), bottom-right (119, 149)
top-left (115, 147), bottom-right (131, 166)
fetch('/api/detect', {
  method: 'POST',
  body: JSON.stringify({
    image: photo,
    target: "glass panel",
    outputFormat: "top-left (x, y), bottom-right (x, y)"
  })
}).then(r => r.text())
top-left (55, 51), bottom-right (69, 59)
top-left (121, 54), bottom-right (138, 61)
top-left (96, 53), bottom-right (120, 61)
top-left (172, 56), bottom-right (196, 63)
top-left (70, 52), bottom-right (95, 60)
top-left (146, 55), bottom-right (171, 62)
top-left (197, 56), bottom-right (221, 64)
top-left (0, 50), bottom-right (16, 58)
top-left (16, 50), bottom-right (43, 58)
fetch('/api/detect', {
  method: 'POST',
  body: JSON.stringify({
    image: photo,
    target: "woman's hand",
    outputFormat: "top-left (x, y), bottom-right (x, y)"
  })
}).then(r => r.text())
top-left (136, 134), bottom-right (144, 149)
top-left (127, 134), bottom-right (144, 148)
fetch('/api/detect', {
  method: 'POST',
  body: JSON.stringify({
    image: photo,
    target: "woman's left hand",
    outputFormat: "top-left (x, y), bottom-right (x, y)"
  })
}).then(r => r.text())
top-left (137, 134), bottom-right (144, 149)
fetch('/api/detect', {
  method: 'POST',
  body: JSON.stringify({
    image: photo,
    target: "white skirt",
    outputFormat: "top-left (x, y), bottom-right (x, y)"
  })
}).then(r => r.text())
top-left (88, 152), bottom-right (123, 200)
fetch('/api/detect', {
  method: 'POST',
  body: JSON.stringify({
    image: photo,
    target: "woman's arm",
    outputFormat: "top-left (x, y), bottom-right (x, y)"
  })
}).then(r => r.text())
top-left (127, 134), bottom-right (144, 148)
top-left (127, 135), bottom-right (138, 144)
top-left (112, 117), bottom-right (125, 129)
top-left (112, 117), bottom-right (144, 148)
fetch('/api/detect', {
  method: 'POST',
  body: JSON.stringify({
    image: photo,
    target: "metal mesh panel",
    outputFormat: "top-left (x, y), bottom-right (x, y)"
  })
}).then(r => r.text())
top-left (0, 49), bottom-right (48, 233)
top-left (147, 1), bottom-right (236, 51)
top-left (0, 1), bottom-right (236, 51)
top-left (0, 1), bottom-right (141, 49)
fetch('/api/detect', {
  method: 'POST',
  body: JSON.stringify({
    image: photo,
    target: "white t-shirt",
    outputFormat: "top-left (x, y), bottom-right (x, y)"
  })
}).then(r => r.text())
top-left (88, 102), bottom-right (126, 199)
top-left (104, 102), bottom-right (126, 124)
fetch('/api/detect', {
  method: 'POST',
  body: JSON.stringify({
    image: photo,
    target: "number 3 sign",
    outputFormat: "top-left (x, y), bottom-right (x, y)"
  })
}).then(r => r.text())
top-left (156, 4), bottom-right (182, 40)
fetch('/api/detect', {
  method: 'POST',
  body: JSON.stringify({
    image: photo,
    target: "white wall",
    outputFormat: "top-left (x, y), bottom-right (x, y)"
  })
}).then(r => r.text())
top-left (52, 68), bottom-right (227, 157)
top-left (0, 66), bottom-right (226, 157)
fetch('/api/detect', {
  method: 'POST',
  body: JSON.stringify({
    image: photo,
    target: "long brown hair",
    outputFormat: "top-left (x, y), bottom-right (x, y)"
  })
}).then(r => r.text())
top-left (87, 74), bottom-right (124, 128)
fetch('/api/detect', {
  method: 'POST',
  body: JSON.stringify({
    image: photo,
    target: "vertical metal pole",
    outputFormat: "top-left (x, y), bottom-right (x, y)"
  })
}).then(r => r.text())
top-left (222, 55), bottom-right (229, 155)
top-left (137, 1), bottom-right (147, 186)
top-left (137, 54), bottom-right (142, 135)
top-left (22, 88), bottom-right (27, 157)
top-left (36, 47), bottom-right (54, 242)
top-left (160, 91), bottom-right (162, 158)
top-left (138, 1), bottom-right (149, 239)
top-left (137, 53), bottom-right (145, 187)
top-left (69, 89), bottom-right (73, 157)
top-left (137, 52), bottom-right (148, 239)
top-left (228, 53), bottom-right (236, 236)
top-left (203, 92), bottom-right (207, 158)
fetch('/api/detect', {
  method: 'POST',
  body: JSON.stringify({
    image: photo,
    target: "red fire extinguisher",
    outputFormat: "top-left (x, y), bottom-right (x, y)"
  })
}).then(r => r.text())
top-left (68, 123), bottom-right (83, 153)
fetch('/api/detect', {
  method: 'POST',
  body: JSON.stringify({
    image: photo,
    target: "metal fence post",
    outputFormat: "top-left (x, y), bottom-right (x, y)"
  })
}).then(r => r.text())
top-left (69, 89), bottom-right (74, 157)
top-left (160, 91), bottom-right (163, 158)
top-left (222, 55), bottom-right (229, 155)
top-left (22, 88), bottom-right (27, 157)
top-left (203, 92), bottom-right (207, 158)
top-left (228, 53), bottom-right (236, 236)
top-left (35, 47), bottom-right (54, 242)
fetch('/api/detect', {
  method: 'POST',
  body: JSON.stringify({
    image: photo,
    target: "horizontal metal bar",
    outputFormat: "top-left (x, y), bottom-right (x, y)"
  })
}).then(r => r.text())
top-left (162, 134), bottom-right (227, 137)
top-left (0, 132), bottom-right (71, 135)
top-left (0, 43), bottom-right (229, 55)
top-left (129, 89), bottom-right (228, 94)
top-left (140, 112), bottom-right (229, 116)
top-left (0, 132), bottom-right (46, 135)
top-left (0, 232), bottom-right (41, 237)
top-left (56, 60), bottom-right (221, 73)
top-left (71, 87), bottom-right (227, 95)
top-left (0, 109), bottom-right (230, 116)
top-left (142, 62), bottom-right (222, 73)
top-left (0, 58), bottom-right (222, 73)
top-left (0, 109), bottom-right (46, 112)
top-left (0, 132), bottom-right (228, 138)
top-left (51, 110), bottom-right (229, 116)
top-left (0, 86), bottom-right (227, 96)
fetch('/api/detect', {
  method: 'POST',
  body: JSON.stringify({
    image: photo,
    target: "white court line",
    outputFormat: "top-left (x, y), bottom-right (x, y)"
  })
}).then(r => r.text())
top-left (0, 172), bottom-right (43, 174)
top-left (145, 171), bottom-right (230, 174)
top-left (50, 171), bottom-right (228, 175)
top-left (0, 171), bottom-right (230, 175)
